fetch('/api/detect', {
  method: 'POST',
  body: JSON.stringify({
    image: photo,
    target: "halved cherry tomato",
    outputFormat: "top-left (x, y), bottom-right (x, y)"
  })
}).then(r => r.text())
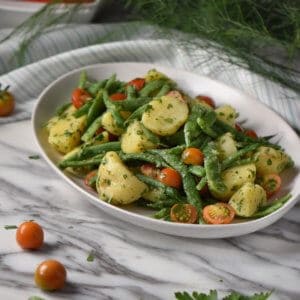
top-left (140, 164), bottom-right (160, 179)
top-left (182, 148), bottom-right (204, 165)
top-left (203, 203), bottom-right (235, 224)
top-left (16, 221), bottom-right (44, 250)
top-left (84, 170), bottom-right (97, 188)
top-left (110, 93), bottom-right (127, 101)
top-left (127, 78), bottom-right (145, 91)
top-left (35, 260), bottom-right (67, 291)
top-left (262, 173), bottom-right (281, 198)
top-left (196, 95), bottom-right (215, 108)
top-left (95, 127), bottom-right (118, 141)
top-left (245, 129), bottom-right (258, 139)
top-left (170, 204), bottom-right (198, 223)
top-left (0, 85), bottom-right (14, 116)
top-left (71, 88), bottom-right (91, 109)
top-left (158, 167), bottom-right (182, 189)
top-left (235, 123), bottom-right (243, 132)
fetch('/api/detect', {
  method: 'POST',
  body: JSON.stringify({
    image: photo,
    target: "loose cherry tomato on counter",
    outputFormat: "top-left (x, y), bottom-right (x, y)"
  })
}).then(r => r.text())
top-left (110, 93), bottom-right (127, 101)
top-left (203, 203), bottom-right (235, 224)
top-left (244, 129), bottom-right (258, 139)
top-left (140, 164), bottom-right (160, 179)
top-left (35, 260), bottom-right (67, 291)
top-left (170, 204), bottom-right (198, 223)
top-left (16, 221), bottom-right (44, 250)
top-left (71, 88), bottom-right (91, 109)
top-left (196, 95), bottom-right (215, 108)
top-left (127, 78), bottom-right (145, 91)
top-left (84, 170), bottom-right (98, 188)
top-left (0, 85), bottom-right (15, 117)
top-left (158, 167), bottom-right (182, 189)
top-left (262, 173), bottom-right (281, 198)
top-left (182, 148), bottom-right (204, 165)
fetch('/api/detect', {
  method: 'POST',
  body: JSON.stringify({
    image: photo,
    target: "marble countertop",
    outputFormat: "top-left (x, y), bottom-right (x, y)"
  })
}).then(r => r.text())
top-left (0, 120), bottom-right (300, 300)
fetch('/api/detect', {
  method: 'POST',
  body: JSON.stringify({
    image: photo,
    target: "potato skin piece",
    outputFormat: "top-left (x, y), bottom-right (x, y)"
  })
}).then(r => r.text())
top-left (229, 182), bottom-right (267, 217)
top-left (121, 120), bottom-right (157, 153)
top-left (96, 151), bottom-right (148, 205)
top-left (141, 91), bottom-right (189, 136)
top-left (254, 146), bottom-right (292, 176)
top-left (211, 163), bottom-right (256, 201)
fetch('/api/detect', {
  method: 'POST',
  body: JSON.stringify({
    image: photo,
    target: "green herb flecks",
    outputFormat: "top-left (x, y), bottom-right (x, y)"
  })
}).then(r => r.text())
top-left (4, 225), bottom-right (18, 230)
top-left (87, 251), bottom-right (95, 262)
top-left (28, 155), bottom-right (40, 160)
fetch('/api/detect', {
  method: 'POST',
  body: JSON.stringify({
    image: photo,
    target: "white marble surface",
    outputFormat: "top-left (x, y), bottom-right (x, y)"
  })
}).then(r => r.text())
top-left (0, 120), bottom-right (299, 300)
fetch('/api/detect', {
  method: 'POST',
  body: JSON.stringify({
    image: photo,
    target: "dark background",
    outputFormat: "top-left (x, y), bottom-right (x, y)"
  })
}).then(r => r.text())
top-left (93, 0), bottom-right (129, 23)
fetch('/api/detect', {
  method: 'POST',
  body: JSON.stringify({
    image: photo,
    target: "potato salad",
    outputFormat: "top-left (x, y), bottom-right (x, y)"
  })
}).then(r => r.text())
top-left (45, 69), bottom-right (294, 224)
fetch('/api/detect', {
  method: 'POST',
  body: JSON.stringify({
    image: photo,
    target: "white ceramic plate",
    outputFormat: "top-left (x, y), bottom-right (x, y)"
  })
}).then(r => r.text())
top-left (32, 62), bottom-right (300, 238)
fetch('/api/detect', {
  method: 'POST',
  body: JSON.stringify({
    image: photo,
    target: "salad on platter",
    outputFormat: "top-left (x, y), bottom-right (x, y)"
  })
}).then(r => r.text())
top-left (45, 69), bottom-right (294, 225)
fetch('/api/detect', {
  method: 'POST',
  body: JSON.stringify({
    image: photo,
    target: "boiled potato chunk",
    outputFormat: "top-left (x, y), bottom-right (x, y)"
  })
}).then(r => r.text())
top-left (216, 132), bottom-right (237, 160)
top-left (145, 69), bottom-right (170, 83)
top-left (254, 146), bottom-right (293, 176)
top-left (141, 91), bottom-right (189, 136)
top-left (97, 151), bottom-right (148, 205)
top-left (142, 187), bottom-right (166, 202)
top-left (211, 163), bottom-right (256, 201)
top-left (215, 105), bottom-right (237, 127)
top-left (121, 120), bottom-right (157, 153)
top-left (48, 106), bottom-right (86, 154)
top-left (229, 182), bottom-right (267, 217)
top-left (101, 110), bottom-right (131, 136)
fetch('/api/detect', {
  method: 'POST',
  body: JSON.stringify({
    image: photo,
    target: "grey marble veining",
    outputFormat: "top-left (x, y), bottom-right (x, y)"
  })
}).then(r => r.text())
top-left (1, 120), bottom-right (300, 300)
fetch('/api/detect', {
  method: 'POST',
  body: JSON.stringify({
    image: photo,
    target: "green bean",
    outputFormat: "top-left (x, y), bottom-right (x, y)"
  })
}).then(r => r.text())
top-left (124, 103), bottom-right (149, 125)
top-left (55, 102), bottom-right (71, 117)
top-left (162, 129), bottom-right (185, 147)
top-left (139, 79), bottom-right (166, 97)
top-left (203, 142), bottom-right (227, 195)
top-left (189, 135), bottom-right (212, 149)
top-left (80, 141), bottom-right (121, 159)
top-left (78, 71), bottom-right (87, 89)
top-left (59, 153), bottom-right (104, 169)
top-left (81, 116), bottom-right (102, 142)
top-left (111, 109), bottom-right (125, 129)
top-left (221, 143), bottom-right (260, 170)
top-left (153, 208), bottom-right (171, 220)
top-left (86, 91), bottom-right (105, 126)
top-left (196, 176), bottom-right (207, 191)
top-left (126, 84), bottom-right (136, 100)
top-left (197, 114), bottom-right (218, 138)
top-left (143, 125), bottom-right (160, 144)
top-left (222, 158), bottom-right (256, 170)
top-left (156, 83), bottom-right (171, 97)
top-left (104, 73), bottom-right (117, 91)
top-left (116, 96), bottom-right (152, 111)
top-left (87, 79), bottom-right (107, 96)
top-left (189, 165), bottom-right (206, 177)
top-left (73, 100), bottom-right (93, 118)
top-left (136, 174), bottom-right (184, 202)
top-left (184, 105), bottom-right (204, 146)
top-left (120, 152), bottom-right (168, 167)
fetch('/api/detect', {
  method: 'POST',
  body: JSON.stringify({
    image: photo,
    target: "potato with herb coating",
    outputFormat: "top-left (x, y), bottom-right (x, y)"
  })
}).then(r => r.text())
top-left (97, 151), bottom-right (148, 205)
top-left (215, 104), bottom-right (237, 127)
top-left (142, 91), bottom-right (189, 136)
top-left (216, 132), bottom-right (237, 160)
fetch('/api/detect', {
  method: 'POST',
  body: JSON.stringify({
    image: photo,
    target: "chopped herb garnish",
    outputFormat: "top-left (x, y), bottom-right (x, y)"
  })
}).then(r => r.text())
top-left (28, 296), bottom-right (45, 300)
top-left (4, 225), bottom-right (18, 230)
top-left (28, 155), bottom-right (40, 160)
top-left (87, 252), bottom-right (95, 262)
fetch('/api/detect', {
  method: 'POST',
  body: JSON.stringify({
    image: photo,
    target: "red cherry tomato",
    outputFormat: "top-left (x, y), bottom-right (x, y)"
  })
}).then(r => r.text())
top-left (182, 148), bottom-right (204, 165)
top-left (95, 127), bottom-right (118, 141)
top-left (71, 88), bottom-right (91, 109)
top-left (110, 93), bottom-right (127, 101)
top-left (245, 129), bottom-right (258, 139)
top-left (196, 95), bottom-right (215, 108)
top-left (84, 170), bottom-right (98, 188)
top-left (0, 85), bottom-right (14, 116)
top-left (16, 221), bottom-right (44, 250)
top-left (140, 164), bottom-right (160, 179)
top-left (235, 123), bottom-right (243, 132)
top-left (203, 203), bottom-right (235, 224)
top-left (262, 173), bottom-right (281, 198)
top-left (127, 78), bottom-right (145, 91)
top-left (35, 260), bottom-right (67, 291)
top-left (158, 168), bottom-right (182, 189)
top-left (170, 204), bottom-right (198, 223)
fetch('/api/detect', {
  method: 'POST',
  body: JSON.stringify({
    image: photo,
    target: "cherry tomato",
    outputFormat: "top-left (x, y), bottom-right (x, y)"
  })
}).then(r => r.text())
top-left (203, 203), bottom-right (235, 224)
top-left (71, 88), bottom-right (91, 109)
top-left (262, 173), bottom-right (281, 198)
top-left (196, 95), bottom-right (215, 108)
top-left (235, 123), bottom-right (243, 132)
top-left (199, 183), bottom-right (210, 197)
top-left (158, 167), bottom-right (182, 189)
top-left (84, 170), bottom-right (97, 188)
top-left (170, 204), bottom-right (198, 223)
top-left (0, 85), bottom-right (14, 116)
top-left (245, 129), bottom-right (258, 139)
top-left (35, 260), bottom-right (67, 291)
top-left (127, 78), bottom-right (145, 91)
top-left (140, 164), bottom-right (160, 179)
top-left (16, 221), bottom-right (44, 250)
top-left (182, 148), bottom-right (204, 165)
top-left (95, 127), bottom-right (118, 141)
top-left (110, 93), bottom-right (127, 101)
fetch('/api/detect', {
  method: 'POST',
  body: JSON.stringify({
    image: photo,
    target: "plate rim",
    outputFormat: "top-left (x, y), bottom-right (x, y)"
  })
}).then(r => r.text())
top-left (32, 61), bottom-right (300, 238)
